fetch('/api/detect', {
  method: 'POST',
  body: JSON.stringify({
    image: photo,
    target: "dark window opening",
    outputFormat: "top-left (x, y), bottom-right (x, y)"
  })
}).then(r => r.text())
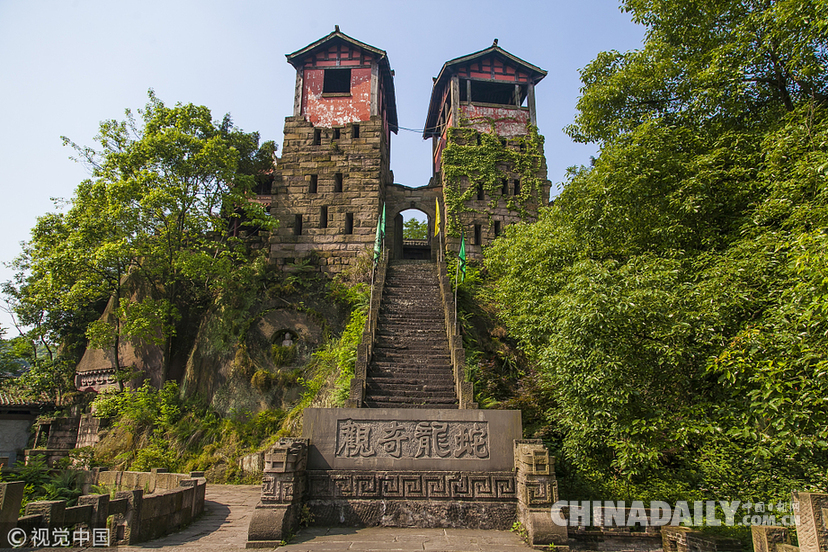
top-left (294, 214), bottom-right (303, 236)
top-left (334, 173), bottom-right (343, 193)
top-left (333, 128), bottom-right (340, 140)
top-left (501, 178), bottom-right (509, 196)
top-left (476, 133), bottom-right (481, 146)
top-left (309, 174), bottom-right (318, 194)
top-left (323, 68), bottom-right (351, 94)
top-left (345, 213), bottom-right (354, 234)
top-left (353, 124), bottom-right (360, 139)
top-left (513, 179), bottom-right (521, 196)
top-left (460, 79), bottom-right (468, 102)
top-left (474, 223), bottom-right (482, 245)
top-left (313, 129), bottom-right (321, 146)
top-left (469, 80), bottom-right (527, 106)
top-left (494, 220), bottom-right (501, 236)
top-left (254, 174), bottom-right (274, 195)
top-left (477, 184), bottom-right (485, 201)
top-left (320, 206), bottom-right (328, 229)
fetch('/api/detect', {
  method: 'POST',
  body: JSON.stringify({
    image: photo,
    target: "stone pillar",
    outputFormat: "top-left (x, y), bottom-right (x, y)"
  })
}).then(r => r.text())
top-left (0, 481), bottom-right (24, 547)
top-left (247, 438), bottom-right (309, 548)
top-left (514, 440), bottom-right (567, 546)
top-left (24, 500), bottom-right (65, 528)
top-left (77, 493), bottom-right (110, 529)
top-left (795, 492), bottom-right (828, 552)
top-left (111, 489), bottom-right (143, 545)
top-left (752, 525), bottom-right (792, 552)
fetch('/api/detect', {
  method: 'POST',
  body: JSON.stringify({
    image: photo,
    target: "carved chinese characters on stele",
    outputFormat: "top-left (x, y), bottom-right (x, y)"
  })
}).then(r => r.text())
top-left (335, 419), bottom-right (490, 460)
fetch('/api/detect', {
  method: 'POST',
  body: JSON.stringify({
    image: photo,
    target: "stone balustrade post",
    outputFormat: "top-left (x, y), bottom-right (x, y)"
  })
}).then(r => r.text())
top-left (247, 438), bottom-right (309, 548)
top-left (514, 439), bottom-right (567, 546)
top-left (0, 481), bottom-right (24, 548)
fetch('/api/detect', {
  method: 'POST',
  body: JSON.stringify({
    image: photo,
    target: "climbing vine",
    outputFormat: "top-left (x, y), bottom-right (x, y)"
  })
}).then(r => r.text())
top-left (441, 119), bottom-right (546, 237)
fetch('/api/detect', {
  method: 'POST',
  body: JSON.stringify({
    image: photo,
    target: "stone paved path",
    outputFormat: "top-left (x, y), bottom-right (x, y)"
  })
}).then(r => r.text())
top-left (112, 484), bottom-right (535, 552)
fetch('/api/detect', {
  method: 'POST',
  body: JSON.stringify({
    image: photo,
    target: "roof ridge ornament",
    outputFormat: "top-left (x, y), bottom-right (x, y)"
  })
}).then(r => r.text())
top-left (493, 38), bottom-right (498, 46)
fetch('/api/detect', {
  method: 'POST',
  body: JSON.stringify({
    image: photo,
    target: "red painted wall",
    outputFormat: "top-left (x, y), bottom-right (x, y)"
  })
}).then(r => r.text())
top-left (302, 66), bottom-right (373, 128)
top-left (460, 104), bottom-right (530, 137)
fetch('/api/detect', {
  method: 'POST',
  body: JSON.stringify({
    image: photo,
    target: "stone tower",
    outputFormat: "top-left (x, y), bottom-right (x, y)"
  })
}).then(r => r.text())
top-left (424, 41), bottom-right (551, 260)
top-left (268, 27), bottom-right (398, 274)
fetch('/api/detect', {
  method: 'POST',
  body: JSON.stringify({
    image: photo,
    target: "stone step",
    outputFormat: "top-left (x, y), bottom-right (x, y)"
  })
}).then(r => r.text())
top-left (365, 387), bottom-right (457, 399)
top-left (363, 398), bottom-right (459, 409)
top-left (364, 260), bottom-right (458, 408)
top-left (369, 366), bottom-right (454, 376)
top-left (374, 334), bottom-right (448, 344)
top-left (371, 353), bottom-right (451, 363)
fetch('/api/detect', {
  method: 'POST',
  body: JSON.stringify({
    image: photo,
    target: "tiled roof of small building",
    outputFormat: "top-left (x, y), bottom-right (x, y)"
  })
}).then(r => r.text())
top-left (0, 389), bottom-right (48, 407)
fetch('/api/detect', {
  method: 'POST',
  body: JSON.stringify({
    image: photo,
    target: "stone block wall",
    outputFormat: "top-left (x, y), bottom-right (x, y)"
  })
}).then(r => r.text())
top-left (269, 115), bottom-right (391, 274)
top-left (0, 469), bottom-right (205, 547)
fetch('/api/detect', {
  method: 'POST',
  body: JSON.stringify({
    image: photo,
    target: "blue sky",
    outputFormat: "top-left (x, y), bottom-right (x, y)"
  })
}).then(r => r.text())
top-left (0, 0), bottom-right (644, 332)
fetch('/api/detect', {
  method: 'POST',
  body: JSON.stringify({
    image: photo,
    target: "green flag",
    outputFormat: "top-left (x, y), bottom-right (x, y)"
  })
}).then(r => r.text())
top-left (373, 203), bottom-right (386, 265)
top-left (458, 236), bottom-right (466, 282)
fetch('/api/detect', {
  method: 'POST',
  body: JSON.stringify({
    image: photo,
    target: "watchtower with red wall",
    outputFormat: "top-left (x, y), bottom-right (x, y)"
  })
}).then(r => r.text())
top-left (424, 41), bottom-right (550, 259)
top-left (268, 27), bottom-right (398, 273)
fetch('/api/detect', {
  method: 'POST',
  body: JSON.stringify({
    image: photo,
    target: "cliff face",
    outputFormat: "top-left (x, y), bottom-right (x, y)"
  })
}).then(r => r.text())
top-left (75, 272), bottom-right (352, 416)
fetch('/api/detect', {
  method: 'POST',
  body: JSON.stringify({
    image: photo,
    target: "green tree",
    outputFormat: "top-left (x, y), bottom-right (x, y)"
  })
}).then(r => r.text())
top-left (568, 0), bottom-right (828, 144)
top-left (402, 217), bottom-right (428, 240)
top-left (6, 91), bottom-right (276, 389)
top-left (485, 0), bottom-right (828, 500)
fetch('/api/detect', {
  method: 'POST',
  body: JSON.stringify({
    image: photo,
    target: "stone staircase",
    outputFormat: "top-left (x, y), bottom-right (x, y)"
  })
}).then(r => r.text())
top-left (363, 260), bottom-right (458, 408)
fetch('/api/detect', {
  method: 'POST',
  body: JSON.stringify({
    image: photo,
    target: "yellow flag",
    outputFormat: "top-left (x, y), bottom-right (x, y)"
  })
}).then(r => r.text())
top-left (434, 197), bottom-right (441, 237)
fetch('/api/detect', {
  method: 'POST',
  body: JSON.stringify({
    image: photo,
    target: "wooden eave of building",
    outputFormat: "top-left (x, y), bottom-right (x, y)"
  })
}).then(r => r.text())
top-left (286, 27), bottom-right (399, 133)
top-left (423, 44), bottom-right (547, 139)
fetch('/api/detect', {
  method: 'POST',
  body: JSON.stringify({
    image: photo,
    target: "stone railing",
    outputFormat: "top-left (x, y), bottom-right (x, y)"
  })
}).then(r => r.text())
top-left (434, 245), bottom-right (476, 409)
top-left (751, 493), bottom-right (828, 552)
top-left (662, 526), bottom-right (742, 552)
top-left (0, 468), bottom-right (206, 548)
top-left (347, 249), bottom-right (389, 408)
top-left (663, 492), bottom-right (828, 552)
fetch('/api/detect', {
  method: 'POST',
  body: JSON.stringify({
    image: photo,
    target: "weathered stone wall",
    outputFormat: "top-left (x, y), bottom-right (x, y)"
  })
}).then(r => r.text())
top-left (441, 131), bottom-right (551, 261)
top-left (0, 469), bottom-right (205, 547)
top-left (269, 115), bottom-right (391, 274)
top-left (0, 419), bottom-right (33, 468)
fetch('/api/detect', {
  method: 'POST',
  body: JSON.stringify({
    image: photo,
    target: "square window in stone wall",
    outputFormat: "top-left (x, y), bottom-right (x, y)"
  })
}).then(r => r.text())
top-left (474, 223), bottom-right (482, 245)
top-left (334, 173), bottom-right (343, 193)
top-left (345, 213), bottom-right (354, 234)
top-left (320, 206), bottom-right (328, 229)
top-left (309, 174), bottom-right (318, 194)
top-left (294, 214), bottom-right (303, 236)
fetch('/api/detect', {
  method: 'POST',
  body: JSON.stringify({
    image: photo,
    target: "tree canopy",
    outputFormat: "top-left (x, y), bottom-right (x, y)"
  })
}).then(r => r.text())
top-left (4, 91), bottom-right (276, 396)
top-left (484, 0), bottom-right (828, 501)
top-left (403, 217), bottom-right (428, 240)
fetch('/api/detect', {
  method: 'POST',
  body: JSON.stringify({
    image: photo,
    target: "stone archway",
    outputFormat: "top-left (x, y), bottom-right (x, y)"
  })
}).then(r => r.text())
top-left (384, 183), bottom-right (442, 260)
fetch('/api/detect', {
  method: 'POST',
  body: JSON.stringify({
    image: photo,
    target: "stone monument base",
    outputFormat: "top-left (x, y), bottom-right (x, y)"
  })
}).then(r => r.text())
top-left (305, 469), bottom-right (518, 529)
top-left (246, 409), bottom-right (567, 548)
